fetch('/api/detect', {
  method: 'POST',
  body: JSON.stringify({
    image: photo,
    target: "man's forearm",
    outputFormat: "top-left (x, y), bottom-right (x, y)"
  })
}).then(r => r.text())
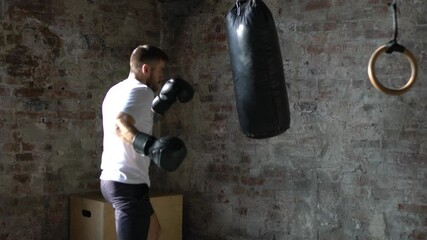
top-left (115, 112), bottom-right (138, 144)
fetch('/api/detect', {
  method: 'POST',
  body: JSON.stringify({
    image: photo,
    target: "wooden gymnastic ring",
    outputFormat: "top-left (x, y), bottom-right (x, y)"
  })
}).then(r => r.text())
top-left (368, 44), bottom-right (418, 95)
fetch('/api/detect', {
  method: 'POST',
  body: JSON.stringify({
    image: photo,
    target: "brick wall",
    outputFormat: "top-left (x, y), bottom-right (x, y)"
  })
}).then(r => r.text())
top-left (154, 0), bottom-right (427, 239)
top-left (0, 0), bottom-right (160, 239)
top-left (0, 0), bottom-right (425, 239)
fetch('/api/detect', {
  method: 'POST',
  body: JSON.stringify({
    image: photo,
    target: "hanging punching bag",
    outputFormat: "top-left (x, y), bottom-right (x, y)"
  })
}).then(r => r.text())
top-left (225, 0), bottom-right (290, 139)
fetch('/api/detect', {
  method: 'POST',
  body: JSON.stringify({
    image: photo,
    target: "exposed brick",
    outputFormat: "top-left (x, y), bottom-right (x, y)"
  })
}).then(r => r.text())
top-left (409, 231), bottom-right (426, 240)
top-left (323, 22), bottom-right (337, 31)
top-left (235, 207), bottom-right (248, 216)
top-left (15, 153), bottom-right (33, 162)
top-left (15, 111), bottom-right (44, 120)
top-left (3, 143), bottom-right (21, 152)
top-left (398, 204), bottom-right (427, 214)
top-left (13, 173), bottom-right (31, 184)
top-left (21, 142), bottom-right (35, 151)
top-left (14, 87), bottom-right (45, 98)
top-left (79, 111), bottom-right (96, 120)
top-left (6, 34), bottom-right (21, 45)
top-left (304, 0), bottom-right (332, 11)
top-left (0, 0), bottom-right (425, 239)
top-left (0, 233), bottom-right (10, 240)
top-left (0, 87), bottom-right (10, 97)
top-left (306, 44), bottom-right (343, 56)
top-left (240, 176), bottom-right (265, 186)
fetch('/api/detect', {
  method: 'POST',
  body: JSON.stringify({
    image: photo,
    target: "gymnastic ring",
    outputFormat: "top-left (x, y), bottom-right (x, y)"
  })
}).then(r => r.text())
top-left (368, 44), bottom-right (418, 95)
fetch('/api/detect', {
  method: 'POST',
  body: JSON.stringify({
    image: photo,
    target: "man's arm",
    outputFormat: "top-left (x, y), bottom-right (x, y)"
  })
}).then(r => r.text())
top-left (115, 112), bottom-right (137, 144)
top-left (115, 111), bottom-right (187, 172)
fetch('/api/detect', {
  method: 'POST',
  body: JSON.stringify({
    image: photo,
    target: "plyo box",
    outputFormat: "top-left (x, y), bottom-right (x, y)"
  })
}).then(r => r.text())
top-left (70, 191), bottom-right (183, 240)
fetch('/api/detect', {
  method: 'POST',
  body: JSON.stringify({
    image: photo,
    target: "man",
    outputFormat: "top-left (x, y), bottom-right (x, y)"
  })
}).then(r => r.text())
top-left (100, 45), bottom-right (183, 240)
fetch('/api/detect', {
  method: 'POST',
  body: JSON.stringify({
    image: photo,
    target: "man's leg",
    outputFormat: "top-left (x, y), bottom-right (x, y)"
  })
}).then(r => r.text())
top-left (101, 180), bottom-right (152, 240)
top-left (147, 213), bottom-right (161, 240)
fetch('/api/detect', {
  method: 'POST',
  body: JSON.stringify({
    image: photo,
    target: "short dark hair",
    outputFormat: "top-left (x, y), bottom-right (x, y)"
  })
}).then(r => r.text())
top-left (129, 45), bottom-right (169, 73)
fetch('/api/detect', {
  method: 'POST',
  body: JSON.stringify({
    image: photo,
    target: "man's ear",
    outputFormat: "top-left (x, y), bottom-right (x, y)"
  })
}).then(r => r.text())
top-left (141, 64), bottom-right (150, 74)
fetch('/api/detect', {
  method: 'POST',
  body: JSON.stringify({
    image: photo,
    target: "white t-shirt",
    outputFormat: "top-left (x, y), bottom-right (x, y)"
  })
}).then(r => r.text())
top-left (100, 77), bottom-right (154, 185)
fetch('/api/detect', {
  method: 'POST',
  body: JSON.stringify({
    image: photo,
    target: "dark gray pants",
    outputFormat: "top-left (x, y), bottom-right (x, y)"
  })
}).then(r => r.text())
top-left (100, 180), bottom-right (153, 240)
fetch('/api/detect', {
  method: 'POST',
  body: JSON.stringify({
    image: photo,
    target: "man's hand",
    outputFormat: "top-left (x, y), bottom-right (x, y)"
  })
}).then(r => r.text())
top-left (115, 112), bottom-right (138, 144)
top-left (115, 112), bottom-right (187, 171)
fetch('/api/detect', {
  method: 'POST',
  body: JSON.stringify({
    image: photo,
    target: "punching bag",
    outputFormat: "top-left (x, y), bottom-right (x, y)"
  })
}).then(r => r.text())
top-left (225, 0), bottom-right (290, 139)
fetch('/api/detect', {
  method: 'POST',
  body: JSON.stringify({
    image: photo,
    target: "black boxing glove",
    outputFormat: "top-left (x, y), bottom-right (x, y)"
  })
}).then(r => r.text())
top-left (152, 78), bottom-right (194, 117)
top-left (133, 132), bottom-right (187, 172)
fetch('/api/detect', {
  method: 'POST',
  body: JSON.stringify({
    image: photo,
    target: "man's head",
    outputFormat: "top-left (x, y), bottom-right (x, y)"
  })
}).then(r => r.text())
top-left (129, 45), bottom-right (169, 92)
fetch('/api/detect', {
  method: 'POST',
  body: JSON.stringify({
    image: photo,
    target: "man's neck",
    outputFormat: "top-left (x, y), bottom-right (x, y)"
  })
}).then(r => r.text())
top-left (128, 72), bottom-right (146, 84)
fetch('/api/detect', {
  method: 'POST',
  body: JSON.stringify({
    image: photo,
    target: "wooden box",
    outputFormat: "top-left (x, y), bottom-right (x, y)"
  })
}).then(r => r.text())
top-left (70, 192), bottom-right (183, 240)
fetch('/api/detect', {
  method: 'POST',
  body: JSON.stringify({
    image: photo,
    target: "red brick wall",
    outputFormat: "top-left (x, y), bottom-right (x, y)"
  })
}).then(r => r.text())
top-left (0, 0), bottom-right (426, 239)
top-left (154, 0), bottom-right (427, 239)
top-left (0, 0), bottom-right (159, 239)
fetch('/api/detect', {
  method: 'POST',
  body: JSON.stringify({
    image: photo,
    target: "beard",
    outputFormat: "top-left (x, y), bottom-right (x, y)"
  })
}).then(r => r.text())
top-left (146, 75), bottom-right (160, 92)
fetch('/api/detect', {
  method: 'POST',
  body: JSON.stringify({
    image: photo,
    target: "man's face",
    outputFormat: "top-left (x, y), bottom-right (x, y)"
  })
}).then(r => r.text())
top-left (146, 60), bottom-right (166, 92)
